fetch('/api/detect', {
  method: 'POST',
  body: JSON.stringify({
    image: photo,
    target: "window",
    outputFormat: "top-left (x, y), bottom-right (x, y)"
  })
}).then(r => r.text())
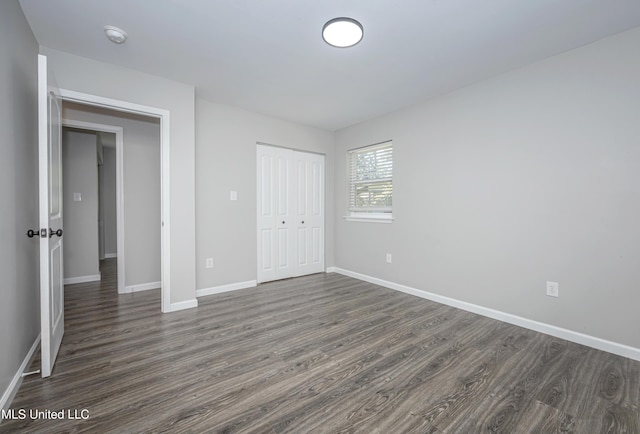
top-left (346, 141), bottom-right (393, 222)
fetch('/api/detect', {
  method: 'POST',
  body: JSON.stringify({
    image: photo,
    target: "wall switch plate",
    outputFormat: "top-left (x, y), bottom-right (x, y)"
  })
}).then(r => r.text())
top-left (230, 191), bottom-right (237, 201)
top-left (206, 258), bottom-right (214, 269)
top-left (386, 253), bottom-right (392, 264)
top-left (546, 281), bottom-right (559, 297)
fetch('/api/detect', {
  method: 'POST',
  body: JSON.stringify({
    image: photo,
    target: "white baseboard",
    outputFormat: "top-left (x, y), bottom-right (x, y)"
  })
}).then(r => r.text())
top-left (122, 281), bottom-right (161, 294)
top-left (330, 267), bottom-right (640, 362)
top-left (165, 298), bottom-right (198, 312)
top-left (196, 280), bottom-right (257, 298)
top-left (1, 335), bottom-right (40, 411)
top-left (64, 273), bottom-right (101, 285)
top-left (325, 266), bottom-right (337, 273)
top-left (104, 253), bottom-right (117, 259)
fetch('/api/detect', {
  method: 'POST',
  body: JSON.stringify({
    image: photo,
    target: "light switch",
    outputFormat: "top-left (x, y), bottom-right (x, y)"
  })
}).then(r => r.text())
top-left (73, 192), bottom-right (82, 202)
top-left (230, 191), bottom-right (237, 201)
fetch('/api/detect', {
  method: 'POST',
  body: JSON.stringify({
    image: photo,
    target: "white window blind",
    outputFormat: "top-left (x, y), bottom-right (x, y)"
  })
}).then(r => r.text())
top-left (348, 141), bottom-right (393, 214)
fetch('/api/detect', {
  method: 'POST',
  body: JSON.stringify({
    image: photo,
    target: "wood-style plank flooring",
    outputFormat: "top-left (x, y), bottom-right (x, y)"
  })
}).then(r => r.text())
top-left (3, 259), bottom-right (639, 433)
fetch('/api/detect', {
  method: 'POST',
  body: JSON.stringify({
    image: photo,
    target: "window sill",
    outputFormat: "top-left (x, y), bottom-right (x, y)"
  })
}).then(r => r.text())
top-left (344, 214), bottom-right (394, 223)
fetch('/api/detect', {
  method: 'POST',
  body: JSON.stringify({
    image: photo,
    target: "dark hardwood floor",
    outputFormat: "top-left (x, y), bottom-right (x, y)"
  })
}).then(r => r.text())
top-left (3, 259), bottom-right (639, 433)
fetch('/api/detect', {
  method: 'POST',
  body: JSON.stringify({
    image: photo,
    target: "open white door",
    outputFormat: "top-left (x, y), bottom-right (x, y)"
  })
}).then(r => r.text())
top-left (38, 54), bottom-right (64, 378)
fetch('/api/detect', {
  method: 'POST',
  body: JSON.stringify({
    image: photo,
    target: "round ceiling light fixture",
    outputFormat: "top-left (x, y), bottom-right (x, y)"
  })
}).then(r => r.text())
top-left (104, 25), bottom-right (127, 44)
top-left (322, 17), bottom-right (363, 48)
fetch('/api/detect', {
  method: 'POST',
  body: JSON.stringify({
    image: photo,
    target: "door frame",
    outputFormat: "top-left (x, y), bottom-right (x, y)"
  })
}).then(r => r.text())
top-left (60, 89), bottom-right (172, 312)
top-left (61, 119), bottom-right (126, 295)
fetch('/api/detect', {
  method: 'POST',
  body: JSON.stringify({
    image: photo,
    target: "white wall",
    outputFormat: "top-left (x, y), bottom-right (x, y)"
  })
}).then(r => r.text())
top-left (43, 47), bottom-right (196, 306)
top-left (334, 27), bottom-right (640, 350)
top-left (101, 144), bottom-right (118, 257)
top-left (195, 99), bottom-right (334, 291)
top-left (62, 128), bottom-right (100, 281)
top-left (63, 103), bottom-right (161, 288)
top-left (0, 0), bottom-right (39, 408)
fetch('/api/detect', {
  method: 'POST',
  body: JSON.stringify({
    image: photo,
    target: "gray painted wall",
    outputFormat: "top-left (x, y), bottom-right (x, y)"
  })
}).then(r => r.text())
top-left (195, 100), bottom-right (335, 290)
top-left (0, 0), bottom-right (39, 407)
top-left (63, 103), bottom-right (161, 288)
top-left (334, 27), bottom-right (640, 349)
top-left (100, 144), bottom-right (118, 257)
top-left (42, 47), bottom-right (195, 306)
top-left (62, 128), bottom-right (100, 280)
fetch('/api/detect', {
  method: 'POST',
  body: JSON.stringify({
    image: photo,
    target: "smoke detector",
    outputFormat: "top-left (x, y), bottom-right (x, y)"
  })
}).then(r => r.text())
top-left (104, 26), bottom-right (127, 44)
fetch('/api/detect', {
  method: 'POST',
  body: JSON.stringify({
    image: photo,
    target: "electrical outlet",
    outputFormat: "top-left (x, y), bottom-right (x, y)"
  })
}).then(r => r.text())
top-left (546, 281), bottom-right (559, 298)
top-left (206, 258), bottom-right (214, 269)
top-left (386, 253), bottom-right (392, 264)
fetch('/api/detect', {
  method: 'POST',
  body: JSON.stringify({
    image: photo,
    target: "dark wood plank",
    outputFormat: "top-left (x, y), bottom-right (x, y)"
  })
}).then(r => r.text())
top-left (2, 258), bottom-right (639, 433)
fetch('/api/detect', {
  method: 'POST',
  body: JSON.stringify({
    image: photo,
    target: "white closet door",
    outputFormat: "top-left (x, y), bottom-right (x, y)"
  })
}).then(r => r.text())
top-left (257, 145), bottom-right (325, 283)
top-left (293, 151), bottom-right (325, 276)
top-left (257, 145), bottom-right (293, 283)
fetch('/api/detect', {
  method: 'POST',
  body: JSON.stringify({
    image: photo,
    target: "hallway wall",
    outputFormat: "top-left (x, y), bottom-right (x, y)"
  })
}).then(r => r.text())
top-left (0, 0), bottom-right (40, 409)
top-left (62, 128), bottom-right (100, 282)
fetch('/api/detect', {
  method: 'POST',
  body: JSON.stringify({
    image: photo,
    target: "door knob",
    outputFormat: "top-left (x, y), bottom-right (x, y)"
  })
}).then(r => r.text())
top-left (49, 228), bottom-right (63, 238)
top-left (282, 221), bottom-right (285, 224)
top-left (301, 221), bottom-right (305, 224)
top-left (26, 229), bottom-right (40, 238)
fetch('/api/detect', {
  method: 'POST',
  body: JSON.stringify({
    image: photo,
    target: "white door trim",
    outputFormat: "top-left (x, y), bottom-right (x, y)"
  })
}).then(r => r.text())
top-left (59, 89), bottom-right (172, 313)
top-left (61, 119), bottom-right (126, 295)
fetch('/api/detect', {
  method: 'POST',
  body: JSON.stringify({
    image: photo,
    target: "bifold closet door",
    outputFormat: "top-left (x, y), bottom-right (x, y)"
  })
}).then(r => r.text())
top-left (257, 145), bottom-right (294, 283)
top-left (257, 145), bottom-right (325, 283)
top-left (293, 151), bottom-right (324, 277)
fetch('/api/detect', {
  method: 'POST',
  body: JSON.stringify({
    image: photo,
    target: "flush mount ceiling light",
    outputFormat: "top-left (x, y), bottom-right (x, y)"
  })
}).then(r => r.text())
top-left (322, 17), bottom-right (363, 48)
top-left (104, 25), bottom-right (127, 44)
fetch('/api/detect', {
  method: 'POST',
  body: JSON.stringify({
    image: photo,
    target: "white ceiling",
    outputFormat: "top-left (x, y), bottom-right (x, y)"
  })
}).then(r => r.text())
top-left (19, 0), bottom-right (640, 131)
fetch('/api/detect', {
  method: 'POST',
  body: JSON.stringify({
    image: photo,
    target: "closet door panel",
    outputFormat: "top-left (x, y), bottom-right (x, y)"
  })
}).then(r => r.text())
top-left (275, 152), bottom-right (293, 277)
top-left (294, 151), bottom-right (324, 276)
top-left (257, 145), bottom-right (292, 282)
